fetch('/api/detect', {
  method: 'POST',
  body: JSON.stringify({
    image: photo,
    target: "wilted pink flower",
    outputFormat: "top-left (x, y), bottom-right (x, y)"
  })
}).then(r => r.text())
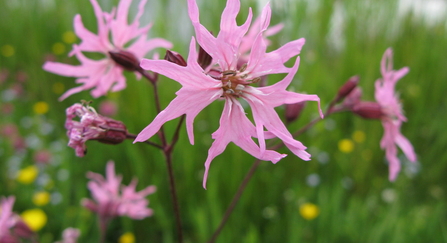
top-left (43, 0), bottom-right (172, 100)
top-left (375, 48), bottom-right (416, 181)
top-left (55, 227), bottom-right (80, 243)
top-left (65, 103), bottom-right (128, 157)
top-left (135, 0), bottom-right (322, 188)
top-left (82, 161), bottom-right (156, 221)
top-left (0, 196), bottom-right (36, 243)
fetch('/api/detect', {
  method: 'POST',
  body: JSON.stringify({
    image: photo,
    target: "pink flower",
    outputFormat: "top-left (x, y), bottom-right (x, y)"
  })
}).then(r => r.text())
top-left (135, 0), bottom-right (322, 188)
top-left (82, 161), bottom-right (156, 220)
top-left (0, 196), bottom-right (35, 243)
top-left (375, 48), bottom-right (416, 181)
top-left (55, 228), bottom-right (80, 243)
top-left (65, 103), bottom-right (128, 157)
top-left (43, 0), bottom-right (172, 100)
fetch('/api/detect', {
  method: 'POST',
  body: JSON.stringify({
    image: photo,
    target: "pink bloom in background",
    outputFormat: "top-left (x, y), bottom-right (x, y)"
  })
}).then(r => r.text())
top-left (375, 48), bottom-right (416, 181)
top-left (82, 161), bottom-right (156, 220)
top-left (55, 228), bottom-right (81, 243)
top-left (0, 196), bottom-right (35, 243)
top-left (43, 0), bottom-right (172, 100)
top-left (65, 103), bottom-right (127, 157)
top-left (135, 0), bottom-right (322, 188)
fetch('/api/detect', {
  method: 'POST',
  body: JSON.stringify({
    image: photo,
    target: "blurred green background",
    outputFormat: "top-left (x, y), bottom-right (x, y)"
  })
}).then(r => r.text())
top-left (1, 0), bottom-right (446, 242)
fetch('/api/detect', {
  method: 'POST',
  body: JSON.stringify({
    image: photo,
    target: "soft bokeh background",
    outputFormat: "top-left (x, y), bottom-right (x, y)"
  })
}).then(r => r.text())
top-left (1, 0), bottom-right (446, 242)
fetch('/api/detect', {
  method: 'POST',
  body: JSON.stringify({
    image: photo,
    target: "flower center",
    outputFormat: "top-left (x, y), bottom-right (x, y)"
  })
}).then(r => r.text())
top-left (218, 64), bottom-right (260, 97)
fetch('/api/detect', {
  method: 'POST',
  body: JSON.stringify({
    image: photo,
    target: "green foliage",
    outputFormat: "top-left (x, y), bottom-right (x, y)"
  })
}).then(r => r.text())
top-left (1, 0), bottom-right (446, 242)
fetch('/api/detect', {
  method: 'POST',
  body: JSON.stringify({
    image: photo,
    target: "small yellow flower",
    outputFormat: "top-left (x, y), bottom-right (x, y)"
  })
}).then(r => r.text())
top-left (17, 165), bottom-right (39, 184)
top-left (352, 131), bottom-right (365, 143)
top-left (52, 82), bottom-right (65, 94)
top-left (21, 208), bottom-right (47, 231)
top-left (338, 139), bottom-right (354, 153)
top-left (33, 191), bottom-right (51, 206)
top-left (52, 42), bottom-right (66, 55)
top-left (33, 101), bottom-right (49, 115)
top-left (119, 232), bottom-right (135, 243)
top-left (299, 203), bottom-right (320, 220)
top-left (1, 45), bottom-right (15, 57)
top-left (62, 31), bottom-right (77, 44)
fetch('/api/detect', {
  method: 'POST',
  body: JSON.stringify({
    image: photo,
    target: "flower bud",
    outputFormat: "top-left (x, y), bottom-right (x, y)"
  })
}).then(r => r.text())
top-left (352, 102), bottom-right (384, 119)
top-left (335, 76), bottom-right (359, 103)
top-left (285, 102), bottom-right (306, 123)
top-left (164, 50), bottom-right (187, 67)
top-left (109, 50), bottom-right (140, 71)
top-left (198, 45), bottom-right (212, 69)
top-left (96, 118), bottom-right (127, 145)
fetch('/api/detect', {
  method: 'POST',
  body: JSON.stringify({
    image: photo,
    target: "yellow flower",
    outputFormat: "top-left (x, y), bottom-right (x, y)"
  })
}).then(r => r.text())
top-left (62, 31), bottom-right (77, 44)
top-left (299, 203), bottom-right (320, 220)
top-left (52, 42), bottom-right (66, 55)
top-left (119, 232), bottom-right (135, 243)
top-left (21, 208), bottom-right (47, 231)
top-left (33, 101), bottom-right (49, 115)
top-left (17, 165), bottom-right (38, 184)
top-left (352, 131), bottom-right (365, 143)
top-left (52, 82), bottom-right (65, 94)
top-left (338, 139), bottom-right (354, 153)
top-left (1, 45), bottom-right (15, 57)
top-left (33, 191), bottom-right (51, 206)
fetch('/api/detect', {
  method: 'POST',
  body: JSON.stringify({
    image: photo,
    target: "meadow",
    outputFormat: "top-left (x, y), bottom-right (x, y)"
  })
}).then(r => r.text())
top-left (1, 0), bottom-right (447, 242)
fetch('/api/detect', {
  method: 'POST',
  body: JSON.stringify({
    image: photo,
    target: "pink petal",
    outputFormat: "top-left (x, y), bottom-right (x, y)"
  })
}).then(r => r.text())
top-left (203, 98), bottom-right (286, 188)
top-left (135, 88), bottom-right (221, 144)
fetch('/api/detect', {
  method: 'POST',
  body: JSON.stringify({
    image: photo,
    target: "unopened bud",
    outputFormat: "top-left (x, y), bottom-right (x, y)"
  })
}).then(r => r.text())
top-left (164, 50), bottom-right (187, 67)
top-left (285, 102), bottom-right (306, 123)
top-left (335, 76), bottom-right (359, 103)
top-left (109, 51), bottom-right (140, 71)
top-left (352, 102), bottom-right (383, 119)
top-left (96, 118), bottom-right (128, 145)
top-left (342, 87), bottom-right (362, 108)
top-left (198, 45), bottom-right (212, 69)
top-left (13, 220), bottom-right (36, 239)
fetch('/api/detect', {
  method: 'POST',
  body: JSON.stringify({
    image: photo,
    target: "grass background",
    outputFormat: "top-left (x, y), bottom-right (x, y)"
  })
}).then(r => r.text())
top-left (1, 0), bottom-right (447, 242)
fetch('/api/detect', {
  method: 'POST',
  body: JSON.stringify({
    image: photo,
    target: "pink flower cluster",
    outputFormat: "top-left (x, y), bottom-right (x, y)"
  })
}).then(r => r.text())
top-left (82, 161), bottom-right (156, 220)
top-left (43, 0), bottom-right (172, 100)
top-left (135, 0), bottom-right (323, 188)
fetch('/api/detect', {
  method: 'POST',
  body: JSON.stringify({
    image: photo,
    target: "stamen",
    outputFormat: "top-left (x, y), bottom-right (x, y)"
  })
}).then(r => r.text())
top-left (223, 70), bottom-right (237, 76)
top-left (239, 63), bottom-right (247, 73)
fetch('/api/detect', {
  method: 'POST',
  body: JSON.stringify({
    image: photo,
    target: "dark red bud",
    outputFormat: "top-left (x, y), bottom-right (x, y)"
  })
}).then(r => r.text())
top-left (109, 51), bottom-right (140, 71)
top-left (97, 118), bottom-right (127, 145)
top-left (335, 76), bottom-right (359, 103)
top-left (164, 50), bottom-right (187, 67)
top-left (285, 102), bottom-right (306, 123)
top-left (352, 102), bottom-right (384, 119)
top-left (198, 45), bottom-right (212, 69)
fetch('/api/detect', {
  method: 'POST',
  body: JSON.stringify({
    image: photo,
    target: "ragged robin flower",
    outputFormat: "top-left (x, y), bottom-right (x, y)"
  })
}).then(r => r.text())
top-left (82, 161), bottom-right (156, 221)
top-left (374, 48), bottom-right (416, 181)
top-left (43, 0), bottom-right (172, 100)
top-left (135, 0), bottom-right (323, 188)
top-left (65, 103), bottom-right (128, 157)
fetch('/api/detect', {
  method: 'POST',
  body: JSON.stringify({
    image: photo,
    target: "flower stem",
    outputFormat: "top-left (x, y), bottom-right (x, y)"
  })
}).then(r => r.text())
top-left (207, 159), bottom-right (262, 243)
top-left (137, 68), bottom-right (183, 243)
top-left (207, 100), bottom-right (343, 242)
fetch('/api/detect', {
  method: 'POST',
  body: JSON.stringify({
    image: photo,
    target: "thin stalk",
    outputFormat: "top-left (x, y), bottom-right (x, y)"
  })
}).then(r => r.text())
top-left (137, 68), bottom-right (183, 243)
top-left (207, 159), bottom-right (262, 243)
top-left (208, 98), bottom-right (346, 242)
top-left (125, 133), bottom-right (163, 149)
